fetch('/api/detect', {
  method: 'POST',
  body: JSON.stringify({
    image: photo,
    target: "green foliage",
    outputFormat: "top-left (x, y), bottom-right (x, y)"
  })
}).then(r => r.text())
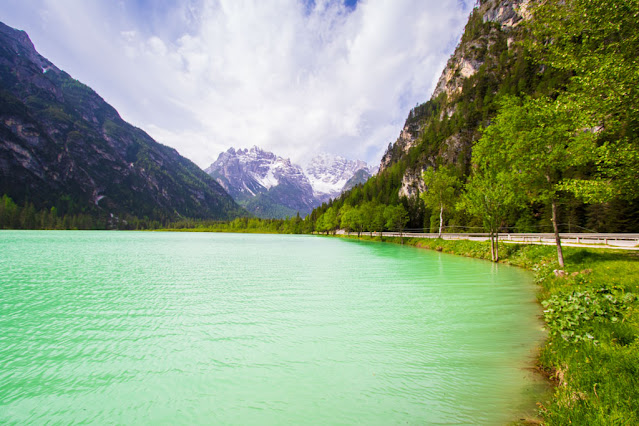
top-left (469, 94), bottom-right (597, 264)
top-left (339, 205), bottom-right (360, 234)
top-left (164, 214), bottom-right (312, 235)
top-left (459, 170), bottom-right (518, 261)
top-left (542, 289), bottom-right (637, 344)
top-left (383, 204), bottom-right (409, 235)
top-left (527, 0), bottom-right (639, 201)
top-left (421, 165), bottom-right (460, 234)
top-left (316, 206), bottom-right (339, 235)
top-left (476, 95), bottom-right (595, 205)
top-left (0, 193), bottom-right (163, 230)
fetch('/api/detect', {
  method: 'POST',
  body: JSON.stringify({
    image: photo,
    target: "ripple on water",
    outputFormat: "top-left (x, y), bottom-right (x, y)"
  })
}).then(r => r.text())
top-left (0, 231), bottom-right (546, 424)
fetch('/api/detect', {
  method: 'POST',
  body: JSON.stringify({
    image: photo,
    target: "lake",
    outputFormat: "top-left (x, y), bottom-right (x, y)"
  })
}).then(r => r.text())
top-left (0, 231), bottom-right (546, 424)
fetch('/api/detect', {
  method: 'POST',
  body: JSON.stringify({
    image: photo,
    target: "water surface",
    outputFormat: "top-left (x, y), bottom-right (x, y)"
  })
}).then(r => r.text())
top-left (0, 231), bottom-right (545, 424)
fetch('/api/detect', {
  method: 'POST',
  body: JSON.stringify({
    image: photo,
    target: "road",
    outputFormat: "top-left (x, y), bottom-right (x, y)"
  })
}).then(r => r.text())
top-left (340, 231), bottom-right (639, 250)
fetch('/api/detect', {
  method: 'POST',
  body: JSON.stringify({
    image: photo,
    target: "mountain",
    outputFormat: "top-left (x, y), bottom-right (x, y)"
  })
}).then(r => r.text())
top-left (378, 0), bottom-right (530, 198)
top-left (0, 21), bottom-right (244, 226)
top-left (341, 168), bottom-right (374, 194)
top-left (309, 0), bottom-right (638, 234)
top-left (205, 146), bottom-right (316, 218)
top-left (309, 0), bottom-right (550, 227)
top-left (205, 147), bottom-right (373, 218)
top-left (304, 154), bottom-right (375, 203)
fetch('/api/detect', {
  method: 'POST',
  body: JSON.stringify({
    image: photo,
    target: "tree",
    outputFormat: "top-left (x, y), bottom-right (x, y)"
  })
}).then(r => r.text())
top-left (475, 95), bottom-right (595, 267)
top-left (459, 169), bottom-right (519, 262)
top-left (322, 206), bottom-right (339, 235)
top-left (359, 202), bottom-right (375, 236)
top-left (384, 205), bottom-right (409, 242)
top-left (340, 205), bottom-right (363, 236)
top-left (371, 204), bottom-right (386, 239)
top-left (527, 0), bottom-right (639, 201)
top-left (421, 165), bottom-right (460, 237)
top-left (316, 212), bottom-right (330, 234)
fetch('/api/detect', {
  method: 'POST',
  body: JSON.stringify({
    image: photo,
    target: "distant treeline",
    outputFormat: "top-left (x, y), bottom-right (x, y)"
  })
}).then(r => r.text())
top-left (0, 194), bottom-right (164, 230)
top-left (0, 193), bottom-right (313, 233)
top-left (165, 215), bottom-right (313, 234)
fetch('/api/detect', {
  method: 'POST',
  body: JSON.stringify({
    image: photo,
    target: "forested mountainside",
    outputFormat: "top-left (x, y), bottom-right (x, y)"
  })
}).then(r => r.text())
top-left (308, 0), bottom-right (639, 235)
top-left (0, 21), bottom-right (244, 229)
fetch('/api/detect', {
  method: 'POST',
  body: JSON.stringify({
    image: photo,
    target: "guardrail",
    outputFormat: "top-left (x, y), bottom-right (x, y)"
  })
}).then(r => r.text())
top-left (344, 231), bottom-right (639, 247)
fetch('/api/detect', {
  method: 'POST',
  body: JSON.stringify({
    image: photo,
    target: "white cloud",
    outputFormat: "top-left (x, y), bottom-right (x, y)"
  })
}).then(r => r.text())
top-left (0, 0), bottom-right (474, 168)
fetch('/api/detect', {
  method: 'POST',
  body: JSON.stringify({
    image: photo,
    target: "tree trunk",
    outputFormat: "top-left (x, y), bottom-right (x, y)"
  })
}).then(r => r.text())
top-left (551, 199), bottom-right (565, 267)
top-left (490, 231), bottom-right (495, 262)
top-left (438, 204), bottom-right (443, 237)
top-left (495, 233), bottom-right (499, 263)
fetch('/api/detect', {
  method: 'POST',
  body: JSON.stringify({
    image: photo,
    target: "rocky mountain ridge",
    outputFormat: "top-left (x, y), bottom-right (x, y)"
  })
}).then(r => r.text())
top-left (379, 0), bottom-right (529, 199)
top-left (205, 147), bottom-right (373, 218)
top-left (0, 21), bottom-right (244, 224)
top-left (304, 153), bottom-right (374, 203)
top-left (310, 0), bottom-right (562, 232)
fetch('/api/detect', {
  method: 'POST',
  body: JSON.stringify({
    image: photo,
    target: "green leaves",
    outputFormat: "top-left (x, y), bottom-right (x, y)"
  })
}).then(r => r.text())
top-left (421, 165), bottom-right (460, 234)
top-left (542, 289), bottom-right (637, 344)
top-left (475, 95), bottom-right (596, 203)
top-left (383, 204), bottom-right (409, 233)
top-left (526, 0), bottom-right (639, 200)
top-left (421, 165), bottom-right (460, 211)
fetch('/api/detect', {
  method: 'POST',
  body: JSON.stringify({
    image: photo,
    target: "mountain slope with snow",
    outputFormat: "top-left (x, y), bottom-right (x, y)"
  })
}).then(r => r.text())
top-left (205, 146), bottom-right (316, 218)
top-left (304, 154), bottom-right (375, 203)
top-left (205, 147), bottom-right (373, 218)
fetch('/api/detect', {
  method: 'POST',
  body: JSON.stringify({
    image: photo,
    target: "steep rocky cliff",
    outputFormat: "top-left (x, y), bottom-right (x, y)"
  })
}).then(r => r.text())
top-left (304, 154), bottom-right (373, 203)
top-left (205, 147), bottom-right (373, 218)
top-left (206, 146), bottom-right (317, 218)
top-left (310, 0), bottom-right (569, 230)
top-left (0, 22), bottom-right (244, 223)
top-left (379, 0), bottom-right (529, 197)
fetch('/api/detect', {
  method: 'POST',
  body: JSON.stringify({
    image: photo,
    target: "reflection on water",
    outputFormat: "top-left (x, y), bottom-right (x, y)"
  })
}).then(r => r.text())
top-left (0, 231), bottom-right (546, 424)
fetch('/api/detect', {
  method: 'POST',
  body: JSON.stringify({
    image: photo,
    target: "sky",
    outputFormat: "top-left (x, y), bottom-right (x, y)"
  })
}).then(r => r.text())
top-left (0, 0), bottom-right (475, 168)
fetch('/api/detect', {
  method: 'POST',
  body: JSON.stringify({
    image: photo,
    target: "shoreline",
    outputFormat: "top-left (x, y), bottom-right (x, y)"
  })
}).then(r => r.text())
top-left (333, 234), bottom-right (551, 425)
top-left (331, 233), bottom-right (639, 424)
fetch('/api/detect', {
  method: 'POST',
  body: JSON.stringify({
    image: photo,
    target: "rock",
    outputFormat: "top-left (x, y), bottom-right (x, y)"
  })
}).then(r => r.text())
top-left (205, 148), bottom-right (374, 218)
top-left (304, 153), bottom-right (374, 202)
top-left (0, 21), bottom-right (243, 221)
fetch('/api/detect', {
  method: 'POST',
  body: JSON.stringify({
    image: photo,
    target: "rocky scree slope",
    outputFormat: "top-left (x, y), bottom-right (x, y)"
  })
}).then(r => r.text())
top-left (206, 147), bottom-right (373, 218)
top-left (304, 153), bottom-right (374, 203)
top-left (205, 146), bottom-right (316, 218)
top-left (0, 21), bottom-right (243, 223)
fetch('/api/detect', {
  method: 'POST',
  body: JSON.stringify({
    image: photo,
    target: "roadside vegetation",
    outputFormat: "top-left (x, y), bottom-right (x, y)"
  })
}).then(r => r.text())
top-left (308, 0), bottom-right (639, 268)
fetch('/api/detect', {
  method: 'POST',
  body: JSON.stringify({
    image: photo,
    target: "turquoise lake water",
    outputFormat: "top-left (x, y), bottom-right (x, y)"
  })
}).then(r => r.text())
top-left (0, 231), bottom-right (546, 424)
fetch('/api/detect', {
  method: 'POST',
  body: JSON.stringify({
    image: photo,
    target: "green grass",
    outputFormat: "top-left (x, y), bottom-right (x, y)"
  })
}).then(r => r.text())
top-left (340, 234), bottom-right (639, 425)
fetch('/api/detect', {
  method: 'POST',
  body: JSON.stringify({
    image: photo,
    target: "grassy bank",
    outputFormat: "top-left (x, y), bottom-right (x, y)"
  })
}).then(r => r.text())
top-left (340, 235), bottom-right (639, 425)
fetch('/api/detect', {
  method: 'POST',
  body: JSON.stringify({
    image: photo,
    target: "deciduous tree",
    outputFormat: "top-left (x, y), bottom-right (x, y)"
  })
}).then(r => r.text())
top-left (474, 95), bottom-right (595, 266)
top-left (421, 165), bottom-right (460, 237)
top-left (527, 0), bottom-right (639, 201)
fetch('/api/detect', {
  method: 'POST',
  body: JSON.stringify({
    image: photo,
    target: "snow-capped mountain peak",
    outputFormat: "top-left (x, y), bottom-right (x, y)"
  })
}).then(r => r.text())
top-left (304, 153), bottom-right (372, 202)
top-left (205, 147), bottom-right (373, 218)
